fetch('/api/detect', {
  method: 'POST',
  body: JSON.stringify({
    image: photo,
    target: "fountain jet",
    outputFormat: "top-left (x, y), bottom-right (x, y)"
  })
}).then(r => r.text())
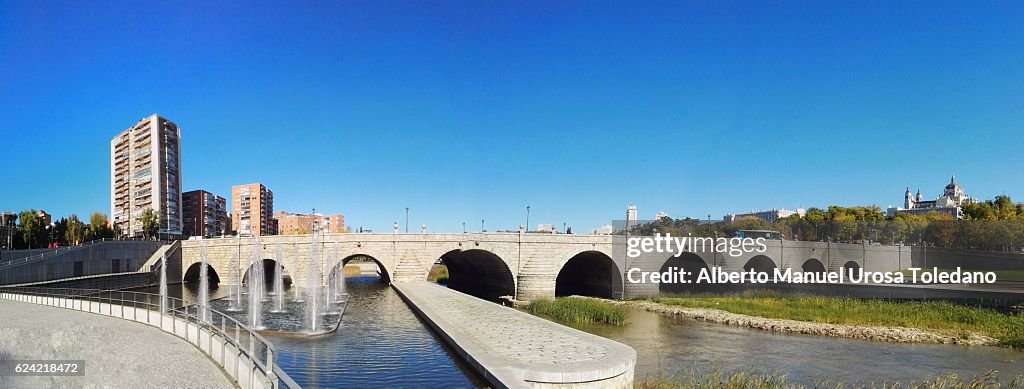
top-left (305, 228), bottom-right (322, 333)
top-left (272, 243), bottom-right (286, 313)
top-left (248, 236), bottom-right (265, 329)
top-left (198, 242), bottom-right (210, 323)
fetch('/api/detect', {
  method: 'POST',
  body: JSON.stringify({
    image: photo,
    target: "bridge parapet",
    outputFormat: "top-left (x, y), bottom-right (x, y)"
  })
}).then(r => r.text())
top-left (182, 235), bottom-right (919, 301)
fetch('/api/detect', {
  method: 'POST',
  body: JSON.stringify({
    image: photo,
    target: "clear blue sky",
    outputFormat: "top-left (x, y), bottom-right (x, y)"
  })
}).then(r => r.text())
top-left (1, 1), bottom-right (1022, 232)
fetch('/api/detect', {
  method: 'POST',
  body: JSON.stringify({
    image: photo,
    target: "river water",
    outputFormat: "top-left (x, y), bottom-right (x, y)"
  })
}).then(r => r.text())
top-left (161, 279), bottom-right (1022, 387)
top-left (262, 276), bottom-right (485, 388)
top-left (572, 307), bottom-right (1023, 385)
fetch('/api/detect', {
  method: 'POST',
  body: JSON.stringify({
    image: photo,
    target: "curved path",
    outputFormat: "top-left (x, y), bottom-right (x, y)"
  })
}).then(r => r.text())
top-left (393, 281), bottom-right (636, 388)
top-left (0, 299), bottom-right (233, 388)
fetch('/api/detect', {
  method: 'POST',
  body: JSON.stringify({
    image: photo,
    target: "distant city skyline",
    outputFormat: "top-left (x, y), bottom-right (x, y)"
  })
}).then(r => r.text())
top-left (2, 2), bottom-right (1023, 232)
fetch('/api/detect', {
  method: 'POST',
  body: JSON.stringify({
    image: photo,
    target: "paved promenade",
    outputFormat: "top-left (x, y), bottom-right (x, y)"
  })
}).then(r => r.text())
top-left (0, 299), bottom-right (233, 389)
top-left (392, 281), bottom-right (636, 388)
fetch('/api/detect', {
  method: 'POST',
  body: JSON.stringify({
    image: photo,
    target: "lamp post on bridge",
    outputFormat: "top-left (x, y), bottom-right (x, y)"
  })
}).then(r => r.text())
top-left (462, 221), bottom-right (466, 234)
top-left (526, 206), bottom-right (531, 233)
top-left (481, 219), bottom-right (485, 232)
top-left (405, 207), bottom-right (409, 233)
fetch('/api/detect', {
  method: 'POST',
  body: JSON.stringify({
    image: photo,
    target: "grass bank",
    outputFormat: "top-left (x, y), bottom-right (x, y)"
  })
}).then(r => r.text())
top-left (648, 290), bottom-right (1024, 348)
top-left (427, 264), bottom-right (448, 284)
top-left (528, 297), bottom-right (627, 326)
top-left (635, 369), bottom-right (1024, 388)
top-left (342, 264), bottom-right (362, 276)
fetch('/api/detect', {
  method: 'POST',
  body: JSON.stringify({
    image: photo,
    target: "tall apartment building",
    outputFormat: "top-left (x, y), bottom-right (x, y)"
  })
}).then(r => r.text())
top-left (232, 183), bottom-right (274, 236)
top-left (182, 190), bottom-right (227, 238)
top-left (274, 211), bottom-right (345, 235)
top-left (625, 204), bottom-right (638, 230)
top-left (111, 114), bottom-right (182, 238)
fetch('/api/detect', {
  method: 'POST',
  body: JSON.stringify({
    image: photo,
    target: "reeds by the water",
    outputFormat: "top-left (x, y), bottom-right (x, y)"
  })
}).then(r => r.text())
top-left (527, 297), bottom-right (627, 326)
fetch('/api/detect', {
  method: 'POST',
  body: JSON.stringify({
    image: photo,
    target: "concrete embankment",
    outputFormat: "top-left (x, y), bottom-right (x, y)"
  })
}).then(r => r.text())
top-left (0, 299), bottom-right (233, 388)
top-left (613, 299), bottom-right (998, 346)
top-left (392, 281), bottom-right (636, 388)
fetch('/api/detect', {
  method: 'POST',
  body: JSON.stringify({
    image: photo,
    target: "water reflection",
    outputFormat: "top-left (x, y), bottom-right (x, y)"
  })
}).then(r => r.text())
top-left (575, 307), bottom-right (1023, 385)
top-left (266, 276), bottom-right (485, 388)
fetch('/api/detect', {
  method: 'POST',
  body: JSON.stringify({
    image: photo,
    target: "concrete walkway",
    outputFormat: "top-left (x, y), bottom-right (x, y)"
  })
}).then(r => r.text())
top-left (0, 299), bottom-right (233, 389)
top-left (393, 281), bottom-right (636, 388)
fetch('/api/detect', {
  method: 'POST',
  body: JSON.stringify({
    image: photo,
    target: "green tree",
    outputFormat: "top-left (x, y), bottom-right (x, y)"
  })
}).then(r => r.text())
top-left (65, 214), bottom-right (86, 245)
top-left (53, 217), bottom-right (68, 246)
top-left (140, 208), bottom-right (159, 239)
top-left (17, 209), bottom-right (42, 249)
top-left (87, 211), bottom-right (112, 241)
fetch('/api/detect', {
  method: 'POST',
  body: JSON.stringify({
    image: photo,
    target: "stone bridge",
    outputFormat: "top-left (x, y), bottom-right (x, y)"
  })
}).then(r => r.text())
top-left (180, 233), bottom-right (916, 301)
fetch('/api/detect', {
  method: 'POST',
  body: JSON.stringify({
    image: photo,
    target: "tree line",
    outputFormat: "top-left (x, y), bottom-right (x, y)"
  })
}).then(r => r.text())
top-left (633, 196), bottom-right (1024, 252)
top-left (2, 208), bottom-right (161, 250)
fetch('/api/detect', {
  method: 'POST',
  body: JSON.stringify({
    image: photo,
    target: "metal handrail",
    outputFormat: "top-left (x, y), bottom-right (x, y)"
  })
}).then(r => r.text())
top-left (0, 238), bottom-right (152, 270)
top-left (0, 286), bottom-right (300, 389)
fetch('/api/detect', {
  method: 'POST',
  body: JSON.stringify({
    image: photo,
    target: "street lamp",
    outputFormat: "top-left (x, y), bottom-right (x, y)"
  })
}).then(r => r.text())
top-left (526, 206), bottom-right (531, 233)
top-left (481, 219), bottom-right (485, 232)
top-left (462, 222), bottom-right (466, 233)
top-left (405, 207), bottom-right (409, 233)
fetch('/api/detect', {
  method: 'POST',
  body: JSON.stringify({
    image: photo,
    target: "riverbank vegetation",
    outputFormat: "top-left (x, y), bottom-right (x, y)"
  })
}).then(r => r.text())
top-left (635, 369), bottom-right (1024, 388)
top-left (427, 264), bottom-right (448, 284)
top-left (342, 264), bottom-right (362, 276)
top-left (633, 196), bottom-right (1024, 250)
top-left (648, 291), bottom-right (1024, 348)
top-left (528, 297), bottom-right (627, 326)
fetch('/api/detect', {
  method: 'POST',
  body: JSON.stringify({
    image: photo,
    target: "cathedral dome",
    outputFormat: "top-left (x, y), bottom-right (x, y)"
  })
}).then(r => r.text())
top-left (945, 175), bottom-right (959, 190)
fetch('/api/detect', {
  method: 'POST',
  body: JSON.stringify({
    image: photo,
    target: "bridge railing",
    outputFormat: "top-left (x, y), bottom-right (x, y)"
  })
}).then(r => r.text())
top-left (0, 286), bottom-right (300, 389)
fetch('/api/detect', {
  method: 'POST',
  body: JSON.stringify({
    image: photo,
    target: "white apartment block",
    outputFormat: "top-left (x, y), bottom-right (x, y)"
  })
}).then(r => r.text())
top-left (111, 114), bottom-right (183, 238)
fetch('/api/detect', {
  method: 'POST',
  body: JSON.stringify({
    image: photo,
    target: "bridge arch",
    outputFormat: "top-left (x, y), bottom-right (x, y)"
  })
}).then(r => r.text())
top-left (801, 258), bottom-right (826, 274)
top-left (183, 262), bottom-right (221, 285)
top-left (743, 255), bottom-right (777, 274)
top-left (328, 254), bottom-right (391, 284)
top-left (438, 249), bottom-right (516, 301)
top-left (554, 251), bottom-right (622, 299)
top-left (842, 260), bottom-right (860, 272)
top-left (242, 258), bottom-right (291, 287)
top-left (659, 253), bottom-right (710, 294)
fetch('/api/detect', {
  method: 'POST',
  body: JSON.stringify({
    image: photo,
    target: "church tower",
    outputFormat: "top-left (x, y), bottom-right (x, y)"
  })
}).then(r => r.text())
top-left (904, 187), bottom-right (914, 209)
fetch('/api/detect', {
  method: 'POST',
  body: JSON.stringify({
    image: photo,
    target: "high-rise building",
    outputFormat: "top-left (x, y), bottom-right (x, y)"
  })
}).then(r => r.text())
top-left (625, 204), bottom-right (638, 230)
top-left (1, 211), bottom-right (15, 250)
top-left (273, 211), bottom-right (345, 235)
top-left (232, 183), bottom-right (274, 236)
top-left (111, 114), bottom-right (182, 238)
top-left (36, 210), bottom-right (51, 226)
top-left (182, 190), bottom-right (227, 238)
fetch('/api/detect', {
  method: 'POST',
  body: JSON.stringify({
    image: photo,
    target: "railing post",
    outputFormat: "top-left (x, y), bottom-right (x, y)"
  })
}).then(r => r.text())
top-left (267, 348), bottom-right (279, 389)
top-left (235, 325), bottom-right (242, 382)
top-left (220, 317), bottom-right (226, 366)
